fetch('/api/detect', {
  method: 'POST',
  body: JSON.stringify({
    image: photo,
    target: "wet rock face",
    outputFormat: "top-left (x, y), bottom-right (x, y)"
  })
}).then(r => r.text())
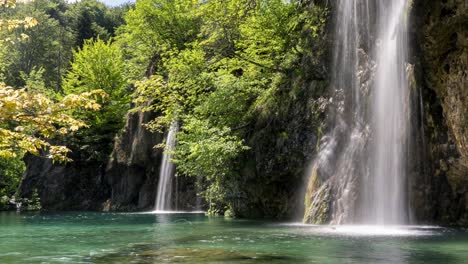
top-left (413, 0), bottom-right (468, 225)
top-left (303, 165), bottom-right (332, 224)
top-left (242, 78), bottom-right (328, 219)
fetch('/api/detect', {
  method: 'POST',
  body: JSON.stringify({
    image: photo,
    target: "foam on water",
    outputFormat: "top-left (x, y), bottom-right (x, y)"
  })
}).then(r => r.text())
top-left (282, 223), bottom-right (442, 237)
top-left (138, 210), bottom-right (206, 215)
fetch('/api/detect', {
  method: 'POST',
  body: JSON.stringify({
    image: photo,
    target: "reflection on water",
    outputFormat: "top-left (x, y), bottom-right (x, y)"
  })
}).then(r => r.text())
top-left (0, 212), bottom-right (467, 264)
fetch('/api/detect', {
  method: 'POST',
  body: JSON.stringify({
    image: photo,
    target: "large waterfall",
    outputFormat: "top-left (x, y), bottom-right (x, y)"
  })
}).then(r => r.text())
top-left (155, 122), bottom-right (178, 211)
top-left (365, 0), bottom-right (410, 224)
top-left (304, 0), bottom-right (412, 225)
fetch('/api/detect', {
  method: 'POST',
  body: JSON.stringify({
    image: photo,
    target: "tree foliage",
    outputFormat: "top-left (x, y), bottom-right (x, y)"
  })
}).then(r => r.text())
top-left (62, 38), bottom-right (129, 160)
top-left (129, 0), bottom-right (327, 214)
top-left (0, 0), bottom-right (127, 91)
top-left (0, 0), bottom-right (121, 208)
top-left (0, 85), bottom-right (106, 162)
top-left (1, 0), bottom-right (328, 215)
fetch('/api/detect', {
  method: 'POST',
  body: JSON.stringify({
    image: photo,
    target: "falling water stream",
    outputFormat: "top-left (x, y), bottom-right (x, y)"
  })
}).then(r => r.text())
top-left (367, 0), bottom-right (410, 225)
top-left (307, 0), bottom-right (412, 225)
top-left (155, 122), bottom-right (178, 211)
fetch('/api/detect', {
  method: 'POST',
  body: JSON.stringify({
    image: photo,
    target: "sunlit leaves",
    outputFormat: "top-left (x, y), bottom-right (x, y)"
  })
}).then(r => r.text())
top-left (61, 37), bottom-right (130, 161)
top-left (175, 117), bottom-right (249, 181)
top-left (64, 38), bottom-right (127, 96)
top-left (0, 85), bottom-right (106, 162)
top-left (1, 0), bottom-right (17, 8)
top-left (63, 38), bottom-right (129, 128)
top-left (0, 16), bottom-right (38, 31)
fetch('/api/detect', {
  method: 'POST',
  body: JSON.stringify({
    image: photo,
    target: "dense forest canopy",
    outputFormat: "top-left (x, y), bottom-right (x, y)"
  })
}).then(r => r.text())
top-left (0, 0), bottom-right (327, 215)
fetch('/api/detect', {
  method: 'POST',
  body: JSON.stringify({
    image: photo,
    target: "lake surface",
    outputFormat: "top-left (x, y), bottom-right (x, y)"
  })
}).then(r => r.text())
top-left (0, 211), bottom-right (467, 263)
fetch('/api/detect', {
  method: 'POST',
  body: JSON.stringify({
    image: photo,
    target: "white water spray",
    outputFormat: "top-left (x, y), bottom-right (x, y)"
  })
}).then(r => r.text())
top-left (365, 0), bottom-right (410, 224)
top-left (155, 122), bottom-right (178, 211)
top-left (305, 0), bottom-right (412, 225)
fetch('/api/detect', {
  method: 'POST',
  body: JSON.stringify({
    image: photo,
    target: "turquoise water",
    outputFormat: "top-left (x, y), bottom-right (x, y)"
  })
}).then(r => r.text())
top-left (0, 212), bottom-right (467, 263)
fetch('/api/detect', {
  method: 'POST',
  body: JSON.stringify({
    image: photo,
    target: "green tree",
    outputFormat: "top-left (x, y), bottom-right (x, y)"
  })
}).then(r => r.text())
top-left (0, 0), bottom-right (109, 209)
top-left (0, 0), bottom-right (74, 90)
top-left (0, 0), bottom-right (128, 91)
top-left (117, 0), bottom-right (201, 79)
top-left (65, 0), bottom-right (125, 46)
top-left (63, 38), bottom-right (129, 160)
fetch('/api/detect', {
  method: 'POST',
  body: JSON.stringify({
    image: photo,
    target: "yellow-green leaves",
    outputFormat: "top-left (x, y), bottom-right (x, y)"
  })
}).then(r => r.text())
top-left (1, 0), bottom-right (17, 8)
top-left (0, 85), bottom-right (106, 162)
top-left (64, 38), bottom-right (126, 96)
top-left (0, 17), bottom-right (38, 32)
top-left (63, 37), bottom-right (129, 128)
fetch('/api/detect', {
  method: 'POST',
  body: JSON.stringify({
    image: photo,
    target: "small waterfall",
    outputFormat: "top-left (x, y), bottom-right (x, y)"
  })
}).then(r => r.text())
top-left (305, 0), bottom-right (413, 225)
top-left (155, 122), bottom-right (178, 211)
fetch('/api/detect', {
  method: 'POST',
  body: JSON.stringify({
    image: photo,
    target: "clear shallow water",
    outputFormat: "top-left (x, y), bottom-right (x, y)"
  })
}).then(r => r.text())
top-left (0, 212), bottom-right (467, 263)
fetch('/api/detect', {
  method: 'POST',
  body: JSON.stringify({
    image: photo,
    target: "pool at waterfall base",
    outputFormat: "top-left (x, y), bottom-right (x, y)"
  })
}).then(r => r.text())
top-left (1, 212), bottom-right (467, 263)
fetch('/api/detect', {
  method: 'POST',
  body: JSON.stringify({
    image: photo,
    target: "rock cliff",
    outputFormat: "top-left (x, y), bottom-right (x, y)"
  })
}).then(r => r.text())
top-left (413, 0), bottom-right (468, 225)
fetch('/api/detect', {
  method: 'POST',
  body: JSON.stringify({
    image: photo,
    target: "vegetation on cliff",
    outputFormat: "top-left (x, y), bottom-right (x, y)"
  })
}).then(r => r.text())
top-left (128, 0), bottom-right (327, 216)
top-left (1, 0), bottom-right (328, 216)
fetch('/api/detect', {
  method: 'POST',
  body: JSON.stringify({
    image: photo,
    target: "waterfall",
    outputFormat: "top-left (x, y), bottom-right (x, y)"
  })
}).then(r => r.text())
top-left (155, 122), bottom-right (178, 211)
top-left (365, 0), bottom-right (410, 224)
top-left (305, 0), bottom-right (412, 225)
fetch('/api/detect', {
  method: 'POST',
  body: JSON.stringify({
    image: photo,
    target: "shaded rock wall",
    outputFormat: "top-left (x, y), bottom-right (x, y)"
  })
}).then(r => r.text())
top-left (237, 78), bottom-right (328, 219)
top-left (18, 155), bottom-right (109, 210)
top-left (413, 0), bottom-right (468, 225)
top-left (233, 1), bottom-right (330, 219)
top-left (104, 108), bottom-right (163, 211)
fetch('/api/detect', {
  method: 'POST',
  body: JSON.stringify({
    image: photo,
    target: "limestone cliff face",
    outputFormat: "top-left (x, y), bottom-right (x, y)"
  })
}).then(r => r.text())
top-left (229, 1), bottom-right (329, 219)
top-left (238, 78), bottom-right (328, 219)
top-left (413, 0), bottom-right (468, 225)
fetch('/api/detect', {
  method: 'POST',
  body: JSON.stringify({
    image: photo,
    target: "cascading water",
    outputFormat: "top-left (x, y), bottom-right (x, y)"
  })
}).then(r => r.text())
top-left (155, 122), bottom-right (178, 211)
top-left (304, 0), bottom-right (412, 225)
top-left (365, 0), bottom-right (411, 225)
